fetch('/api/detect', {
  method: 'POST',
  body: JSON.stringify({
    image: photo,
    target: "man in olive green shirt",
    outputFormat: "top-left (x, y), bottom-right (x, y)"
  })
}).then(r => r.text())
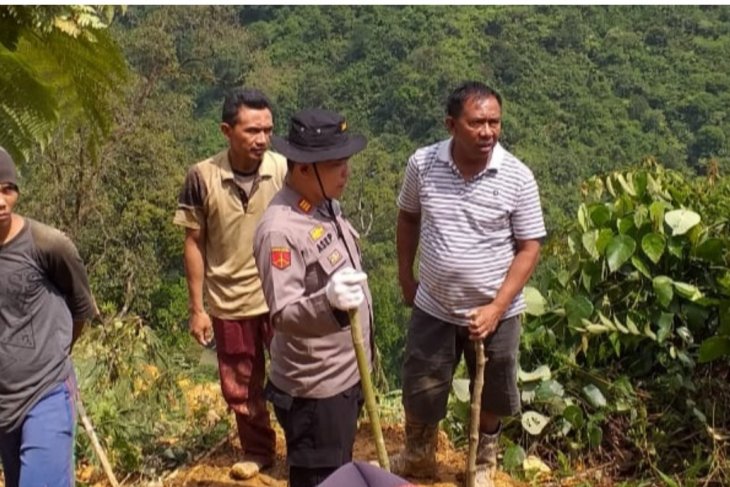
top-left (174, 89), bottom-right (286, 473)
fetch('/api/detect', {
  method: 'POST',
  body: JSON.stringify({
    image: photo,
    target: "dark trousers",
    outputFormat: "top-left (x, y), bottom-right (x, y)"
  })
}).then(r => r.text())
top-left (402, 307), bottom-right (522, 424)
top-left (266, 381), bottom-right (364, 487)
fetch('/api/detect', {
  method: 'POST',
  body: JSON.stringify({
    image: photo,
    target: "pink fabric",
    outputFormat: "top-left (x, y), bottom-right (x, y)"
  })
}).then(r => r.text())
top-left (212, 315), bottom-right (275, 464)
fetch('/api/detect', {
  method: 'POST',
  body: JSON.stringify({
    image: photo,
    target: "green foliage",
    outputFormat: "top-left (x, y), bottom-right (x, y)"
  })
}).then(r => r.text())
top-left (74, 315), bottom-right (227, 475)
top-left (0, 6), bottom-right (127, 162)
top-left (517, 161), bottom-right (729, 482)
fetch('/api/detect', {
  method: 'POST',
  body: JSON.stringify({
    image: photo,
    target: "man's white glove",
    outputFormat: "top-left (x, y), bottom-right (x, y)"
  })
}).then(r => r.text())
top-left (325, 267), bottom-right (368, 311)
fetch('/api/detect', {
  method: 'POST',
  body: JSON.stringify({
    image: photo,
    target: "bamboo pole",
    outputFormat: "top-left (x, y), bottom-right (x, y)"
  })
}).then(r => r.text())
top-left (349, 308), bottom-right (390, 471)
top-left (77, 396), bottom-right (121, 487)
top-left (466, 341), bottom-right (486, 487)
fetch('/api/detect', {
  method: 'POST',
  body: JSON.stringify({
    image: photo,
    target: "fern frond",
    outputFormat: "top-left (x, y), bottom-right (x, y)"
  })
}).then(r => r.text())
top-left (0, 45), bottom-right (58, 161)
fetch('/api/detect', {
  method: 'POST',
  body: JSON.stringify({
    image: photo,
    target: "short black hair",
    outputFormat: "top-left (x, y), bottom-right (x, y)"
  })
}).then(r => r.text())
top-left (221, 88), bottom-right (272, 126)
top-left (446, 81), bottom-right (502, 118)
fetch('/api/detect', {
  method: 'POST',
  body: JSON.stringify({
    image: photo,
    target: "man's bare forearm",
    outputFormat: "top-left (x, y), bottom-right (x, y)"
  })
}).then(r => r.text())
top-left (396, 210), bottom-right (421, 282)
top-left (183, 229), bottom-right (206, 314)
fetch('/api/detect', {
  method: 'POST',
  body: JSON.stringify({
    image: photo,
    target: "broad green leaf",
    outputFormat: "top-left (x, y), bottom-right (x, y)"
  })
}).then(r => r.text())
top-left (641, 233), bottom-right (665, 264)
top-left (633, 205), bottom-right (649, 229)
top-left (665, 209), bottom-right (701, 236)
top-left (535, 380), bottom-right (565, 401)
top-left (633, 171), bottom-right (648, 198)
top-left (581, 261), bottom-right (601, 292)
top-left (583, 320), bottom-right (610, 334)
top-left (567, 235), bottom-right (577, 255)
top-left (649, 201), bottom-right (667, 233)
top-left (606, 235), bottom-right (636, 272)
top-left (653, 276), bottom-right (674, 308)
top-left (577, 204), bottom-right (589, 232)
top-left (667, 237), bottom-right (684, 258)
top-left (521, 411), bottom-right (550, 435)
top-left (518, 364), bottom-right (551, 383)
top-left (614, 194), bottom-right (634, 217)
top-left (610, 315), bottom-right (630, 334)
top-left (503, 445), bottom-right (526, 472)
top-left (644, 322), bottom-right (657, 341)
top-left (694, 238), bottom-right (724, 263)
top-left (596, 229), bottom-right (614, 255)
top-left (674, 281), bottom-right (703, 301)
top-left (523, 286), bottom-right (547, 316)
top-left (698, 336), bottom-right (730, 363)
top-left (597, 311), bottom-right (614, 328)
top-left (566, 296), bottom-right (594, 326)
top-left (655, 312), bottom-right (674, 343)
top-left (582, 384), bottom-right (607, 408)
top-left (617, 217), bottom-right (634, 235)
top-left (616, 173), bottom-right (636, 196)
top-left (625, 315), bottom-right (641, 335)
top-left (631, 255), bottom-right (651, 279)
top-left (676, 326), bottom-right (693, 344)
top-left (587, 423), bottom-right (603, 448)
top-left (557, 269), bottom-right (571, 288)
top-left (582, 231), bottom-right (599, 260)
top-left (563, 404), bottom-right (584, 428)
top-left (452, 378), bottom-right (470, 402)
top-left (606, 175), bottom-right (616, 197)
top-left (588, 204), bottom-right (611, 228)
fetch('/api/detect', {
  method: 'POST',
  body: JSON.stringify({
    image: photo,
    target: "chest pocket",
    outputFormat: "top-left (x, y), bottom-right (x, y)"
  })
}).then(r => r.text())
top-left (303, 241), bottom-right (349, 294)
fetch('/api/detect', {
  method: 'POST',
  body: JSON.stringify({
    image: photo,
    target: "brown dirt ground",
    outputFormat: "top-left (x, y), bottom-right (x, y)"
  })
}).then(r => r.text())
top-left (0, 424), bottom-right (526, 487)
top-left (163, 423), bottom-right (526, 487)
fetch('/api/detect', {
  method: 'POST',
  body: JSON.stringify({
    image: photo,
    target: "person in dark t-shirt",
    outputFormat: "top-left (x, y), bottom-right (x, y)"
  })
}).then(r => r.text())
top-left (0, 147), bottom-right (97, 487)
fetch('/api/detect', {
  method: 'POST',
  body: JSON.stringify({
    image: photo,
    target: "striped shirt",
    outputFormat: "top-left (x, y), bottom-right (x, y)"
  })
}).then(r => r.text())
top-left (398, 139), bottom-right (546, 326)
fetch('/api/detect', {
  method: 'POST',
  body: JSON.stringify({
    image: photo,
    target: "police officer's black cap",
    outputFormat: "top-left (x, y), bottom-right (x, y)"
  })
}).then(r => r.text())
top-left (0, 147), bottom-right (18, 188)
top-left (272, 109), bottom-right (367, 164)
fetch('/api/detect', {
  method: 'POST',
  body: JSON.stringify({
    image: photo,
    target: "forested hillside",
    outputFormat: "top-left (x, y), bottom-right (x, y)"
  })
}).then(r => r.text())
top-left (3, 5), bottom-right (729, 485)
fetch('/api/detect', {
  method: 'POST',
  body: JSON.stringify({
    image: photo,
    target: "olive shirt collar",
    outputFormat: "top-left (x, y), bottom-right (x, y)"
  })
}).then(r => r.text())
top-left (215, 150), bottom-right (279, 182)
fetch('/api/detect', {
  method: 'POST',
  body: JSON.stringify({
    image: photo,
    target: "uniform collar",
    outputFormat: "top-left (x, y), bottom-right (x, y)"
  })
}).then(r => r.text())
top-left (281, 184), bottom-right (340, 217)
top-left (215, 150), bottom-right (278, 182)
top-left (281, 185), bottom-right (315, 214)
top-left (438, 138), bottom-right (505, 175)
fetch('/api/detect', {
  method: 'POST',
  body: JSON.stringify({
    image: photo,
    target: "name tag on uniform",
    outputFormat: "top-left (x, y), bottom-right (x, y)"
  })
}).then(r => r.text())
top-left (317, 233), bottom-right (334, 253)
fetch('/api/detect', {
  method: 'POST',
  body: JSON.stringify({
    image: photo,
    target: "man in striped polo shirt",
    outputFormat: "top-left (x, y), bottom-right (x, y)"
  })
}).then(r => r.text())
top-left (392, 81), bottom-right (546, 486)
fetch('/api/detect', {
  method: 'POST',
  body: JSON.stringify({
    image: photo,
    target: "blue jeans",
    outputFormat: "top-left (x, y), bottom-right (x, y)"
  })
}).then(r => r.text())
top-left (0, 377), bottom-right (77, 487)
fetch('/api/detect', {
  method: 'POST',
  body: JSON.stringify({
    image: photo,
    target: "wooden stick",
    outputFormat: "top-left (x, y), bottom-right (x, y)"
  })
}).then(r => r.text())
top-left (466, 341), bottom-right (486, 487)
top-left (349, 308), bottom-right (390, 471)
top-left (77, 396), bottom-right (121, 487)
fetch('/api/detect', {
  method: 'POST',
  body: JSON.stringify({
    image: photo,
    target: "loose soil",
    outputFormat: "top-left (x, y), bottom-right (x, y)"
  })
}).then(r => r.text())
top-left (164, 424), bottom-right (525, 487)
top-left (0, 422), bottom-right (526, 487)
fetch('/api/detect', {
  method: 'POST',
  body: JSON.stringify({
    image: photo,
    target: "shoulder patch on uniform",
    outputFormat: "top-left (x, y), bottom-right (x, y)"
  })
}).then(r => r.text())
top-left (327, 249), bottom-right (342, 266)
top-left (309, 225), bottom-right (325, 242)
top-left (271, 247), bottom-right (291, 270)
top-left (297, 198), bottom-right (313, 213)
